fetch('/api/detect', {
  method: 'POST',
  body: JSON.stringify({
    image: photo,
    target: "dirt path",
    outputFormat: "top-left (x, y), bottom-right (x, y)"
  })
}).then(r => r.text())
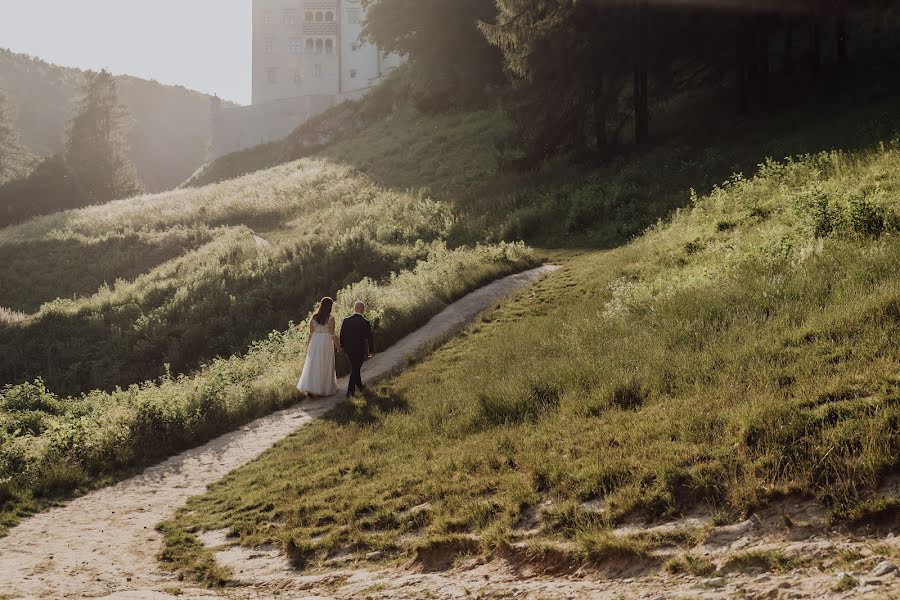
top-left (0, 265), bottom-right (559, 600)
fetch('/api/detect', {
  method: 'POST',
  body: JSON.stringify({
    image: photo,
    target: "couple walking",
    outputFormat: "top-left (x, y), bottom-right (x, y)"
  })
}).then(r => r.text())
top-left (297, 297), bottom-right (374, 399)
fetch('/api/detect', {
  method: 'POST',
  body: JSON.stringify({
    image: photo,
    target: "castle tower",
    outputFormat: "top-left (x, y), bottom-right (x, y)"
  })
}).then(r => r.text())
top-left (252, 0), bottom-right (339, 105)
top-left (212, 0), bottom-right (405, 160)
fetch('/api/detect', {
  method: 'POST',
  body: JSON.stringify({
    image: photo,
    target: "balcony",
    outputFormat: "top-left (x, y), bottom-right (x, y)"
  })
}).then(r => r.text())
top-left (303, 22), bottom-right (337, 36)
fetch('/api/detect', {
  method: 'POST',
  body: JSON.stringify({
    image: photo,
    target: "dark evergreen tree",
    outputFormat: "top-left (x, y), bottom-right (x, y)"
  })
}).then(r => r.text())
top-left (64, 70), bottom-right (143, 204)
top-left (363, 0), bottom-right (504, 112)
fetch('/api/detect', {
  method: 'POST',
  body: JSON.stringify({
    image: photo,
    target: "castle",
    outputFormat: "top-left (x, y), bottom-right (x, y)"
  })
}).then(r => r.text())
top-left (210, 0), bottom-right (402, 159)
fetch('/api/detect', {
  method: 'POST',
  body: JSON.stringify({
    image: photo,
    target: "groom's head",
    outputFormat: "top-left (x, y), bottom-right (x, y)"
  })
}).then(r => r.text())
top-left (353, 301), bottom-right (365, 314)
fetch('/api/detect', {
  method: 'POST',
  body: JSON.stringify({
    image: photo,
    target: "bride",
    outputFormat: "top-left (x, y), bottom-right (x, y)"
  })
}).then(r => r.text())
top-left (297, 296), bottom-right (340, 397)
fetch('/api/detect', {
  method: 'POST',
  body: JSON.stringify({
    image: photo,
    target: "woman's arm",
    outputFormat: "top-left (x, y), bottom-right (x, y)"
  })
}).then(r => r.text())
top-left (329, 316), bottom-right (342, 352)
top-left (306, 319), bottom-right (315, 351)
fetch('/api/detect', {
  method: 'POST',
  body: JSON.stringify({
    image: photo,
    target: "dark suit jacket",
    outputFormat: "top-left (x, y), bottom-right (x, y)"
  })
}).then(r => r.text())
top-left (340, 313), bottom-right (374, 360)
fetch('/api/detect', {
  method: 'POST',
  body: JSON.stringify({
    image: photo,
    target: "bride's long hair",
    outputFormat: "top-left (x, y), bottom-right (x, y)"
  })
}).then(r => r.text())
top-left (313, 297), bottom-right (334, 325)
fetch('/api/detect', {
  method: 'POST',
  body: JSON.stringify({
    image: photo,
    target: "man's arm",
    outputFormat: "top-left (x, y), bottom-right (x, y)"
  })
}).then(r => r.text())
top-left (339, 320), bottom-right (347, 349)
top-left (366, 321), bottom-right (375, 355)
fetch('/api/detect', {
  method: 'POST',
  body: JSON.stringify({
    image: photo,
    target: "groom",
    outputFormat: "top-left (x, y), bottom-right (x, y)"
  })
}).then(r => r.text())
top-left (340, 301), bottom-right (375, 398)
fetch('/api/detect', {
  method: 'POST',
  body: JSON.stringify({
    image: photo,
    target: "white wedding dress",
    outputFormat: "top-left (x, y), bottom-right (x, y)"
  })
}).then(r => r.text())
top-left (297, 317), bottom-right (338, 396)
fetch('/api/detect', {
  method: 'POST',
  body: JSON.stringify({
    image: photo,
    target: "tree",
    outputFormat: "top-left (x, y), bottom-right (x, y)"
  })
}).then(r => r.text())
top-left (482, 0), bottom-right (662, 166)
top-left (0, 88), bottom-right (34, 186)
top-left (64, 70), bottom-right (142, 204)
top-left (363, 0), bottom-right (504, 112)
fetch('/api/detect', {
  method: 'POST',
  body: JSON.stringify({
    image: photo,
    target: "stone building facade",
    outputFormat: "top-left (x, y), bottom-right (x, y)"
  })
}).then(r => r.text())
top-left (209, 0), bottom-right (401, 159)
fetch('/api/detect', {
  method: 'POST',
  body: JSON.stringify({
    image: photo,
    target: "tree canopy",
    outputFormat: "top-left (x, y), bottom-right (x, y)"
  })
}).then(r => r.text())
top-left (366, 0), bottom-right (900, 168)
top-left (64, 70), bottom-right (143, 204)
top-left (0, 88), bottom-right (34, 186)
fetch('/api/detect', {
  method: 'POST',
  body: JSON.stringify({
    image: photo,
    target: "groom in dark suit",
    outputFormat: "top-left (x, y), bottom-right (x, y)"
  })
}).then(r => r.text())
top-left (340, 301), bottom-right (375, 398)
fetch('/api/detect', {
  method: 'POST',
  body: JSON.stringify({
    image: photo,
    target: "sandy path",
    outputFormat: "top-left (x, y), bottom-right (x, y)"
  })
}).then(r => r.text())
top-left (0, 265), bottom-right (559, 600)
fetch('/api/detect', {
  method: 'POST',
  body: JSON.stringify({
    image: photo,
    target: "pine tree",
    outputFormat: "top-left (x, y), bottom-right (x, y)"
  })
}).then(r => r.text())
top-left (363, 0), bottom-right (503, 112)
top-left (64, 70), bottom-right (143, 204)
top-left (0, 88), bottom-right (34, 185)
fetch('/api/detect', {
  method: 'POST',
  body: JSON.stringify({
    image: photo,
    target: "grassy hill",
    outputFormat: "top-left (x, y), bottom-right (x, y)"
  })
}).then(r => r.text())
top-left (0, 49), bottom-right (225, 192)
top-left (160, 138), bottom-right (900, 583)
top-left (1, 72), bottom-right (900, 553)
top-left (0, 99), bottom-right (537, 532)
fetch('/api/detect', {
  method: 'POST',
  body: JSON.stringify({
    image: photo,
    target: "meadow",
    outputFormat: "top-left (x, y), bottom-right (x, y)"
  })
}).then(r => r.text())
top-left (2, 69), bottom-right (900, 564)
top-left (0, 158), bottom-right (480, 394)
top-left (160, 141), bottom-right (899, 583)
top-left (0, 241), bottom-right (535, 534)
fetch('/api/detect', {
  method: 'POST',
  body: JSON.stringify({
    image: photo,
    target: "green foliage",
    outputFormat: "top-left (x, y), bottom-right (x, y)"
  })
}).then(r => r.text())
top-left (0, 242), bottom-right (535, 534)
top-left (0, 154), bottom-right (84, 228)
top-left (162, 143), bottom-right (900, 572)
top-left (64, 70), bottom-right (143, 203)
top-left (0, 88), bottom-right (35, 186)
top-left (363, 0), bottom-right (502, 112)
top-left (481, 1), bottom-right (900, 168)
top-left (156, 521), bottom-right (231, 586)
top-left (0, 149), bottom-right (522, 394)
top-left (664, 553), bottom-right (717, 576)
top-left (722, 550), bottom-right (803, 574)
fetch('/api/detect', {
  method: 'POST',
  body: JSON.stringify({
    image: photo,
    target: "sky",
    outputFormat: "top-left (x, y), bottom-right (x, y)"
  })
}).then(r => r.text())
top-left (0, 0), bottom-right (253, 105)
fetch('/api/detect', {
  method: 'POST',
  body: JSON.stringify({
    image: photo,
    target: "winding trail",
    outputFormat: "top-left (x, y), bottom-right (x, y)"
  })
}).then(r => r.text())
top-left (0, 265), bottom-right (559, 600)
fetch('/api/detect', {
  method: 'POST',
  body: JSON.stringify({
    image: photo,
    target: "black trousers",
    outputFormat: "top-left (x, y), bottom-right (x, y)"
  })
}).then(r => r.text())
top-left (347, 353), bottom-right (365, 396)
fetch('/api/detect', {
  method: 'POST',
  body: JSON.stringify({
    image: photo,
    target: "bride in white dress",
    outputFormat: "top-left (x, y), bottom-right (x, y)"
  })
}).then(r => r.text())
top-left (297, 296), bottom-right (340, 397)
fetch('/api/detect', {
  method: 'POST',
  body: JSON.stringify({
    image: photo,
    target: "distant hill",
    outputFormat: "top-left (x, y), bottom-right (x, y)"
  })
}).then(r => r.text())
top-left (0, 48), bottom-right (235, 192)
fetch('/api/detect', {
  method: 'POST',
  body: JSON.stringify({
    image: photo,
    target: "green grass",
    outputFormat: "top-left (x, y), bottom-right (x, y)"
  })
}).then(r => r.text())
top-left (160, 141), bottom-right (900, 578)
top-left (664, 553), bottom-right (717, 576)
top-left (0, 157), bottom-right (496, 395)
top-left (0, 242), bottom-right (536, 535)
top-left (721, 549), bottom-right (804, 574)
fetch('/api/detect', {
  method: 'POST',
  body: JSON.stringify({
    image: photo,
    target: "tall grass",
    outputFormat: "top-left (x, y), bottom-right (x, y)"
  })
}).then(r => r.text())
top-left (0, 242), bottom-right (535, 535)
top-left (0, 159), bottom-right (463, 395)
top-left (160, 142), bottom-right (899, 577)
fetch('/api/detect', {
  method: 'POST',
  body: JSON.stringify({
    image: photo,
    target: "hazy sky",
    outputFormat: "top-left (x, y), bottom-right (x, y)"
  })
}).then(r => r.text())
top-left (0, 0), bottom-right (253, 105)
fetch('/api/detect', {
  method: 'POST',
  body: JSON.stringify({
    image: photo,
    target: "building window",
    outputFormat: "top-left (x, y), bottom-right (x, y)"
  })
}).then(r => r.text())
top-left (284, 9), bottom-right (297, 25)
top-left (325, 11), bottom-right (334, 22)
top-left (316, 38), bottom-right (324, 54)
top-left (293, 70), bottom-right (303, 85)
top-left (267, 68), bottom-right (278, 84)
top-left (347, 8), bottom-right (361, 24)
top-left (325, 39), bottom-right (334, 54)
top-left (314, 64), bottom-right (322, 78)
top-left (305, 11), bottom-right (313, 22)
top-left (289, 38), bottom-right (303, 54)
top-left (349, 69), bottom-right (357, 79)
top-left (263, 11), bottom-right (273, 25)
top-left (315, 11), bottom-right (324, 22)
top-left (305, 38), bottom-right (314, 52)
top-left (264, 38), bottom-right (276, 54)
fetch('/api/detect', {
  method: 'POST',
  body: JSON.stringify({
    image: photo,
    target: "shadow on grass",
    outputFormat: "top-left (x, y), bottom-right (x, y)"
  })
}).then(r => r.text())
top-left (325, 387), bottom-right (410, 427)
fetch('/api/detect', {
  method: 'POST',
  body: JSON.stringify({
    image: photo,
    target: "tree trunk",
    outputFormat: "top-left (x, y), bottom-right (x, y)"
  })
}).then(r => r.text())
top-left (633, 0), bottom-right (650, 145)
top-left (758, 15), bottom-right (770, 107)
top-left (783, 16), bottom-right (794, 76)
top-left (737, 20), bottom-right (750, 114)
top-left (594, 78), bottom-right (608, 154)
top-left (810, 13), bottom-right (822, 79)
top-left (836, 0), bottom-right (848, 65)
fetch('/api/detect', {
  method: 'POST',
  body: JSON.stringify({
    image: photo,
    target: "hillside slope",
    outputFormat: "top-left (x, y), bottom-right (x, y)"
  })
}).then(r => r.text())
top-left (0, 49), bottom-right (225, 192)
top-left (162, 138), bottom-right (900, 583)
